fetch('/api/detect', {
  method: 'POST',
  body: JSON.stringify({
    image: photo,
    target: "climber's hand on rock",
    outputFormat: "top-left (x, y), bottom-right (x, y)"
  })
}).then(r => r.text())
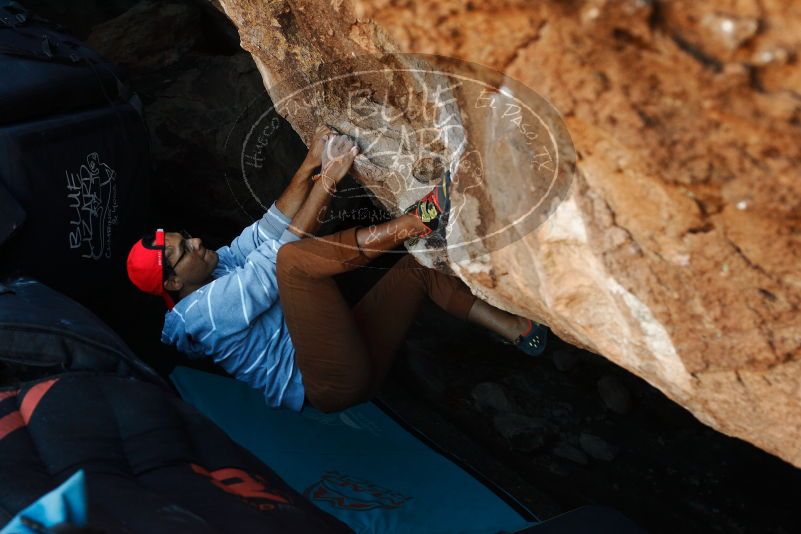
top-left (304, 124), bottom-right (333, 168)
top-left (321, 134), bottom-right (359, 184)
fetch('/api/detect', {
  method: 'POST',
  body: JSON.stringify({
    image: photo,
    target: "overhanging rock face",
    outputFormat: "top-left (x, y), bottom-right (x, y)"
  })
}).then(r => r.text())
top-left (215, 0), bottom-right (801, 466)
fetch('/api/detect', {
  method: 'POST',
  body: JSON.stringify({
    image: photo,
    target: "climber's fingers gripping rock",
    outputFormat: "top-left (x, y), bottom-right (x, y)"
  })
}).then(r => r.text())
top-left (321, 134), bottom-right (359, 184)
top-left (306, 124), bottom-right (333, 168)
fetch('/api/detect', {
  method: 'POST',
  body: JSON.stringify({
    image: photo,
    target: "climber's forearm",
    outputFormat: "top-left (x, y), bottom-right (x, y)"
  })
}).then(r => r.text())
top-left (286, 179), bottom-right (334, 237)
top-left (274, 159), bottom-right (317, 219)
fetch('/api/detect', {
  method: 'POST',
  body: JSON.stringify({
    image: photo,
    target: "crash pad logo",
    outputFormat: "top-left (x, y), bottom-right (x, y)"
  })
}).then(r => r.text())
top-left (304, 471), bottom-right (411, 511)
top-left (65, 152), bottom-right (118, 260)
top-left (191, 464), bottom-right (292, 511)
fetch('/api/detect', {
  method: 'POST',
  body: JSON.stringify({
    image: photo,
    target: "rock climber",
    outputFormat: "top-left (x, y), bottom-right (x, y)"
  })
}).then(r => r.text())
top-left (126, 125), bottom-right (549, 412)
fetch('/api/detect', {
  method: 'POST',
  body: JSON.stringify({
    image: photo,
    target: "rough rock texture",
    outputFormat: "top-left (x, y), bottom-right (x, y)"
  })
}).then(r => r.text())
top-left (213, 0), bottom-right (801, 466)
top-left (395, 308), bottom-right (801, 531)
top-left (87, 1), bottom-right (315, 247)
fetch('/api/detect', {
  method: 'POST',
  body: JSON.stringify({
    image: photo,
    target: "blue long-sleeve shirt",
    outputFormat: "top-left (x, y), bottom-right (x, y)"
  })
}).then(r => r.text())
top-left (161, 202), bottom-right (305, 411)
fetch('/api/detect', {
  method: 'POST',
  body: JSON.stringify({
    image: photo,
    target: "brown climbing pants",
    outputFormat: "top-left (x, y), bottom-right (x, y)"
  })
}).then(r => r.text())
top-left (276, 226), bottom-right (478, 413)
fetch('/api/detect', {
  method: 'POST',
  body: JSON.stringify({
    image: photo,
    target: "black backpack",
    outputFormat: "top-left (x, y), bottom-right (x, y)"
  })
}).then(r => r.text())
top-left (0, 279), bottom-right (352, 532)
top-left (0, 0), bottom-right (129, 125)
top-left (0, 1), bottom-right (151, 302)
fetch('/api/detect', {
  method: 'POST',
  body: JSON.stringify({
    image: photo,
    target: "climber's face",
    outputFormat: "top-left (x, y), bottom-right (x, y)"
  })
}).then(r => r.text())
top-left (162, 230), bottom-right (218, 293)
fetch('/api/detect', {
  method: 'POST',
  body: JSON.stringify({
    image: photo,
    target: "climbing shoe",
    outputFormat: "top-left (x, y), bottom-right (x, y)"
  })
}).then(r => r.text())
top-left (514, 319), bottom-right (549, 357)
top-left (405, 170), bottom-right (451, 243)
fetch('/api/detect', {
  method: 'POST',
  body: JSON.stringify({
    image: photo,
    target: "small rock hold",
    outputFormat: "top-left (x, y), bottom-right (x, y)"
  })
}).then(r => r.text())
top-left (582, 6), bottom-right (600, 22)
top-left (751, 46), bottom-right (789, 66)
top-left (551, 349), bottom-right (581, 372)
top-left (597, 375), bottom-right (632, 414)
top-left (579, 433), bottom-right (618, 461)
top-left (472, 382), bottom-right (516, 413)
top-left (551, 441), bottom-right (589, 465)
top-left (702, 13), bottom-right (759, 51)
top-left (722, 63), bottom-right (749, 78)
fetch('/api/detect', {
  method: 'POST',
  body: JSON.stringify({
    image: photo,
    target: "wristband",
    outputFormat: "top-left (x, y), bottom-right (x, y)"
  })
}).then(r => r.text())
top-left (312, 173), bottom-right (337, 194)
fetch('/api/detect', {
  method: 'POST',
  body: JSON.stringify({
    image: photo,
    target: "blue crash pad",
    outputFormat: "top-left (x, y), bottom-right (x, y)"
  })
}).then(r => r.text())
top-left (1, 470), bottom-right (87, 534)
top-left (171, 366), bottom-right (536, 534)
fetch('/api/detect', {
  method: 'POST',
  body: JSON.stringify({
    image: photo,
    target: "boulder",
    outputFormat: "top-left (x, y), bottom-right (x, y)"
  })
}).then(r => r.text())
top-left (551, 348), bottom-right (581, 372)
top-left (472, 382), bottom-right (517, 413)
top-left (211, 0), bottom-right (801, 468)
top-left (88, 1), bottom-right (204, 70)
top-left (492, 412), bottom-right (554, 453)
top-left (579, 433), bottom-right (618, 461)
top-left (87, 1), bottom-right (307, 245)
top-left (551, 441), bottom-right (590, 466)
top-left (597, 375), bottom-right (632, 415)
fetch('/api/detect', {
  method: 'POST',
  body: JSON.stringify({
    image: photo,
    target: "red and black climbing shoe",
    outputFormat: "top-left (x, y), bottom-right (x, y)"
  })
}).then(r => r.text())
top-left (405, 170), bottom-right (452, 244)
top-left (514, 319), bottom-right (549, 357)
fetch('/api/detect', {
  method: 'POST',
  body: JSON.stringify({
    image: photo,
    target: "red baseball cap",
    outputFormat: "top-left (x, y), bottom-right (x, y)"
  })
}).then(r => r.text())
top-left (126, 229), bottom-right (176, 309)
